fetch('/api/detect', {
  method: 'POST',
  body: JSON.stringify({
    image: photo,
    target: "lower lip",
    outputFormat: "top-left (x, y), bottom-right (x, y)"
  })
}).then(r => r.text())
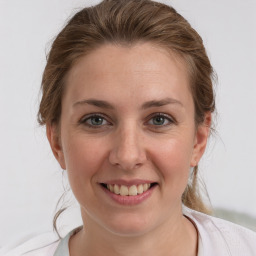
top-left (101, 185), bottom-right (156, 206)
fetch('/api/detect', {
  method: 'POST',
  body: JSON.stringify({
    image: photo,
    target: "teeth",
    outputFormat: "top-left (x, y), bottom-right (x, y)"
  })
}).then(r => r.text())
top-left (109, 184), bottom-right (114, 192)
top-left (129, 185), bottom-right (137, 196)
top-left (137, 184), bottom-right (143, 194)
top-left (114, 184), bottom-right (120, 195)
top-left (106, 183), bottom-right (152, 196)
top-left (120, 185), bottom-right (129, 196)
top-left (143, 183), bottom-right (149, 191)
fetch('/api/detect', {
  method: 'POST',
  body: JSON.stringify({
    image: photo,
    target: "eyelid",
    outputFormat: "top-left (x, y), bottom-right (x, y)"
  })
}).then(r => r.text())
top-left (78, 112), bottom-right (176, 128)
top-left (146, 112), bottom-right (176, 126)
top-left (79, 113), bottom-right (112, 126)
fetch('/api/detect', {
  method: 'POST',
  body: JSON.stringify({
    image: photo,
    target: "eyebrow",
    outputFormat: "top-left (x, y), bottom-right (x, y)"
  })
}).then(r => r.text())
top-left (141, 98), bottom-right (184, 109)
top-left (73, 99), bottom-right (114, 109)
top-left (73, 97), bottom-right (183, 109)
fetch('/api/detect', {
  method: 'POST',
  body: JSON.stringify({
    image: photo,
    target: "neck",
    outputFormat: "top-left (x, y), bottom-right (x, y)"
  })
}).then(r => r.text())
top-left (69, 210), bottom-right (198, 256)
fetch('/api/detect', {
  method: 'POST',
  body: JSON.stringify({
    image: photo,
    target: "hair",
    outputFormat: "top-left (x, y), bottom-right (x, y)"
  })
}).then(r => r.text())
top-left (38, 0), bottom-right (216, 236)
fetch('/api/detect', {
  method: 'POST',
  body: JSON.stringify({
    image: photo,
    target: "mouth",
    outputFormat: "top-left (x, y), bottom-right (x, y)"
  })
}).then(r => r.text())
top-left (100, 182), bottom-right (158, 196)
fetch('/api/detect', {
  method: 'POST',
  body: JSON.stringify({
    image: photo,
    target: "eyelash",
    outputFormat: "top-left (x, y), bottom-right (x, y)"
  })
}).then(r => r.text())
top-left (147, 113), bottom-right (175, 127)
top-left (79, 113), bottom-right (111, 128)
top-left (79, 112), bottom-right (175, 129)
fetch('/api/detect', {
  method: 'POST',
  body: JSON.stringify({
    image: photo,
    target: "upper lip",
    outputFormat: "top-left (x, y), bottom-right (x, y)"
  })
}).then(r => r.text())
top-left (99, 179), bottom-right (157, 186)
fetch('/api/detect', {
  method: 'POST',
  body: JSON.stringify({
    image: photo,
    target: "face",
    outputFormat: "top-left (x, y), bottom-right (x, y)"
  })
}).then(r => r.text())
top-left (48, 43), bottom-right (210, 237)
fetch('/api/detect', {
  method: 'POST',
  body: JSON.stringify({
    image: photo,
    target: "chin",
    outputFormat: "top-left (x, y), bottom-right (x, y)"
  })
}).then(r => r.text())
top-left (101, 213), bottom-right (157, 237)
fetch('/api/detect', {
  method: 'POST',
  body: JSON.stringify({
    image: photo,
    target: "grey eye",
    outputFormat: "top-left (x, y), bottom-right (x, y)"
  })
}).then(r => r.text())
top-left (81, 115), bottom-right (109, 127)
top-left (87, 116), bottom-right (106, 126)
top-left (152, 116), bottom-right (166, 125)
top-left (148, 114), bottom-right (174, 127)
top-left (90, 116), bottom-right (104, 125)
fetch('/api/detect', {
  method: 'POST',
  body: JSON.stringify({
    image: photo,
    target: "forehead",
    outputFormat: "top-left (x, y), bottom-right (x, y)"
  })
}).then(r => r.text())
top-left (64, 43), bottom-right (192, 107)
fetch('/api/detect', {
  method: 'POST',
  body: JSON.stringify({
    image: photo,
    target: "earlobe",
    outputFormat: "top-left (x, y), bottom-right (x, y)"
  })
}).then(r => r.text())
top-left (46, 123), bottom-right (66, 170)
top-left (190, 112), bottom-right (212, 167)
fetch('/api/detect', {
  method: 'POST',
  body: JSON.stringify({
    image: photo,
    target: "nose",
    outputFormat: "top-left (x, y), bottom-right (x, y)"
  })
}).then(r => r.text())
top-left (109, 126), bottom-right (147, 171)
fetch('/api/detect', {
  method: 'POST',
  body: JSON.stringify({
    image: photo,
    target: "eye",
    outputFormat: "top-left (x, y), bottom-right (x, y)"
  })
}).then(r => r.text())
top-left (80, 114), bottom-right (110, 128)
top-left (147, 113), bottom-right (174, 127)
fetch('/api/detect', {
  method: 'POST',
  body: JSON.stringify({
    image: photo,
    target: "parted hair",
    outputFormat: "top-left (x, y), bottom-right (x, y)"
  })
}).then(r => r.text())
top-left (38, 0), bottom-right (215, 236)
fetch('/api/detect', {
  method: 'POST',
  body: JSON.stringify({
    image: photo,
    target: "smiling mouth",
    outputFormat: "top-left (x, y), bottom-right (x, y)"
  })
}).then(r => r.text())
top-left (100, 183), bottom-right (158, 196)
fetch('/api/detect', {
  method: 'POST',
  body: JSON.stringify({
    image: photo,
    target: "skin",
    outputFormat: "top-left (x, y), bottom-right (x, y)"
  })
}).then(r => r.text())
top-left (47, 43), bottom-right (211, 256)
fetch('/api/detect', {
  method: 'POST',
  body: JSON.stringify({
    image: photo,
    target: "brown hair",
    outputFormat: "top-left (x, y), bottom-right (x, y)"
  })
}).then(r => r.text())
top-left (38, 0), bottom-right (215, 235)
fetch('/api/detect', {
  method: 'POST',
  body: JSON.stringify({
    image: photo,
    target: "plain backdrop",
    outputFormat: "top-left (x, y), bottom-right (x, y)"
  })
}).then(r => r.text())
top-left (0, 0), bottom-right (255, 246)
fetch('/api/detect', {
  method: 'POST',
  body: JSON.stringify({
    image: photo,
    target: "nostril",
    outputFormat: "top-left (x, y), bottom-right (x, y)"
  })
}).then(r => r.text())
top-left (108, 140), bottom-right (147, 170)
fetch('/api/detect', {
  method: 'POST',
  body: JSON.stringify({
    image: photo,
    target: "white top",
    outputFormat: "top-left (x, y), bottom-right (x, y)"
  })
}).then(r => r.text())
top-left (2, 207), bottom-right (256, 256)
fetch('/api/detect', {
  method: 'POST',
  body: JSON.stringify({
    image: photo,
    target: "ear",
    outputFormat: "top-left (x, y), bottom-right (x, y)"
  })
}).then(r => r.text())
top-left (190, 112), bottom-right (212, 167)
top-left (46, 123), bottom-right (66, 170)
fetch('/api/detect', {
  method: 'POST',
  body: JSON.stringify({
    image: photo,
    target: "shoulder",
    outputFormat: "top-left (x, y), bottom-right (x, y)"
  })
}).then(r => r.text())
top-left (1, 232), bottom-right (60, 256)
top-left (183, 206), bottom-right (256, 256)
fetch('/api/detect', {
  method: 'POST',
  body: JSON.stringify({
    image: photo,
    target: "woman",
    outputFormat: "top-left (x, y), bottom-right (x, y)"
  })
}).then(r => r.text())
top-left (4, 0), bottom-right (256, 255)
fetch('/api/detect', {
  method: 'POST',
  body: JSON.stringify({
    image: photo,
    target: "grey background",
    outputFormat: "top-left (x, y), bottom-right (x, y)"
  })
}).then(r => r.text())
top-left (0, 0), bottom-right (255, 246)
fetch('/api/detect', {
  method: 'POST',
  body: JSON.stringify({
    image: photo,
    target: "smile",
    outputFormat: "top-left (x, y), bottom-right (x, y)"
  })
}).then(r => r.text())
top-left (101, 183), bottom-right (157, 196)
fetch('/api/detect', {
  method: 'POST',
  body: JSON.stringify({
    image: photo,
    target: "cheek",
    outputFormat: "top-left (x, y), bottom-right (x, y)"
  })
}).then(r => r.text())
top-left (149, 136), bottom-right (194, 190)
top-left (152, 134), bottom-right (194, 164)
top-left (62, 135), bottom-right (107, 195)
